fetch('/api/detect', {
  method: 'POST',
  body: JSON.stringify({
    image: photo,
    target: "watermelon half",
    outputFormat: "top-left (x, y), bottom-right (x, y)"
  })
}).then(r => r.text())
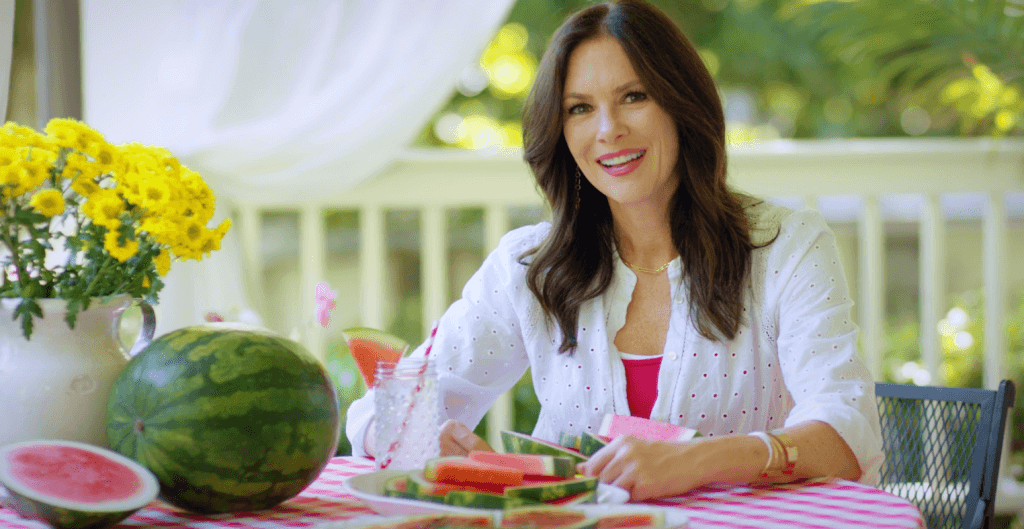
top-left (0, 440), bottom-right (159, 529)
top-left (106, 323), bottom-right (341, 514)
top-left (341, 327), bottom-right (410, 387)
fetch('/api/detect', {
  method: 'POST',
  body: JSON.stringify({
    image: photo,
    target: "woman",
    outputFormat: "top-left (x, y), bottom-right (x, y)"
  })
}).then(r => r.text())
top-left (346, 0), bottom-right (883, 501)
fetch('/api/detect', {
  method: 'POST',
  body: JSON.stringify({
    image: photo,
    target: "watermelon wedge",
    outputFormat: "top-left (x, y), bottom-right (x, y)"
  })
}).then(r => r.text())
top-left (595, 511), bottom-right (666, 528)
top-left (597, 414), bottom-right (702, 442)
top-left (0, 440), bottom-right (159, 529)
top-left (424, 456), bottom-right (524, 488)
top-left (342, 327), bottom-right (410, 387)
top-left (503, 476), bottom-right (598, 503)
top-left (500, 430), bottom-right (588, 465)
top-left (468, 451), bottom-right (576, 478)
top-left (500, 506), bottom-right (589, 528)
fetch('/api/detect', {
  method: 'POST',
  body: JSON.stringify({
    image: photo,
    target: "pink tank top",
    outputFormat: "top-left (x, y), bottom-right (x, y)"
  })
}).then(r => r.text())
top-left (621, 354), bottom-right (662, 419)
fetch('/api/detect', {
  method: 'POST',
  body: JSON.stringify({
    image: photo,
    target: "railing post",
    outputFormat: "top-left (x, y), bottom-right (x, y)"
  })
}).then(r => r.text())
top-left (421, 206), bottom-right (447, 337)
top-left (484, 205), bottom-right (512, 447)
top-left (859, 195), bottom-right (885, 379)
top-left (299, 205), bottom-right (327, 364)
top-left (359, 205), bottom-right (386, 331)
top-left (237, 204), bottom-right (265, 323)
top-left (983, 192), bottom-right (1007, 391)
top-left (919, 194), bottom-right (944, 385)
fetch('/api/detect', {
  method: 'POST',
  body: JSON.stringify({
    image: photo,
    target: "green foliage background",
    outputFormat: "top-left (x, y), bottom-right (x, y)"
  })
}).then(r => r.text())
top-left (417, 0), bottom-right (1022, 146)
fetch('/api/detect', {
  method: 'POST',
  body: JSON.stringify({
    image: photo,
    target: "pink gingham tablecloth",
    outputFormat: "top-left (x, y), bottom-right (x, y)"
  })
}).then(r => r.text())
top-left (0, 456), bottom-right (925, 529)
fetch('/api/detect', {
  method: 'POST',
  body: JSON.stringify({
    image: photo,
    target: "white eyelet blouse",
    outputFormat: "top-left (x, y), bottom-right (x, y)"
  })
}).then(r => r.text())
top-left (345, 199), bottom-right (885, 485)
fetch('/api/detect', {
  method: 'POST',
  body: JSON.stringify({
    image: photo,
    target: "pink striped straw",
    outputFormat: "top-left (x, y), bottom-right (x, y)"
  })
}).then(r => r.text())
top-left (379, 321), bottom-right (439, 470)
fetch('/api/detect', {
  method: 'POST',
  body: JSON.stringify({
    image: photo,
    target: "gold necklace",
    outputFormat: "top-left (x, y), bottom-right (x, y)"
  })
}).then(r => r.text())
top-left (621, 257), bottom-right (674, 274)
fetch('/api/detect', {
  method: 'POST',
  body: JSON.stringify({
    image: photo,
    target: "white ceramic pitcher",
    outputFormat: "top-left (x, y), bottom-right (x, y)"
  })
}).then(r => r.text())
top-left (0, 295), bottom-right (155, 448)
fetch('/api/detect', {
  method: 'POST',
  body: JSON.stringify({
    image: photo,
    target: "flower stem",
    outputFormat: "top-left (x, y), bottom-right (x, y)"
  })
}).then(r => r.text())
top-left (0, 222), bottom-right (29, 293)
top-left (82, 254), bottom-right (113, 299)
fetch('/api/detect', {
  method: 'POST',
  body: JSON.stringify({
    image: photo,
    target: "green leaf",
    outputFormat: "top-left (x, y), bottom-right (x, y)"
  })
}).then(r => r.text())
top-left (65, 297), bottom-right (81, 330)
top-left (12, 298), bottom-right (42, 341)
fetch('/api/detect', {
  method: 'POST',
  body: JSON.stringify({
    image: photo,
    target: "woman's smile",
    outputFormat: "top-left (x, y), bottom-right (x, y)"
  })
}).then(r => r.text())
top-left (597, 149), bottom-right (646, 176)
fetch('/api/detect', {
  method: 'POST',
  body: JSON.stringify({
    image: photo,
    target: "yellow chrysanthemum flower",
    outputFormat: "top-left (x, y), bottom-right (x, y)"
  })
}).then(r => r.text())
top-left (104, 230), bottom-right (139, 262)
top-left (0, 165), bottom-right (25, 197)
top-left (0, 146), bottom-right (18, 167)
top-left (153, 249), bottom-right (172, 276)
top-left (19, 159), bottom-right (50, 190)
top-left (63, 151), bottom-right (101, 182)
top-left (44, 118), bottom-right (104, 151)
top-left (82, 190), bottom-right (125, 230)
top-left (139, 178), bottom-right (172, 209)
top-left (71, 175), bottom-right (102, 198)
top-left (83, 139), bottom-right (118, 173)
top-left (2, 121), bottom-right (52, 151)
top-left (29, 189), bottom-right (65, 217)
top-left (182, 219), bottom-right (204, 245)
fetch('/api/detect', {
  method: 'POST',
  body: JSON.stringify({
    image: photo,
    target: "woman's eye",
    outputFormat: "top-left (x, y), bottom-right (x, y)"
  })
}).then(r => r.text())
top-left (624, 91), bottom-right (648, 103)
top-left (567, 104), bottom-right (590, 116)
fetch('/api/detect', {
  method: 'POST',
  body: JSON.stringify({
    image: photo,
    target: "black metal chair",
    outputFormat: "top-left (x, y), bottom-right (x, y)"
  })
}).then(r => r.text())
top-left (875, 380), bottom-right (1015, 529)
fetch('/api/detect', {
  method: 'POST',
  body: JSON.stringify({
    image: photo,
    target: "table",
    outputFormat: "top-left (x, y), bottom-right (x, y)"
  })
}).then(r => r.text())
top-left (0, 456), bottom-right (926, 529)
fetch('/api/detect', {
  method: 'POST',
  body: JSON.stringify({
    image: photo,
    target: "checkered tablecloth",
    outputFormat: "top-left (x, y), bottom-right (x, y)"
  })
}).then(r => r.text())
top-left (0, 456), bottom-right (925, 529)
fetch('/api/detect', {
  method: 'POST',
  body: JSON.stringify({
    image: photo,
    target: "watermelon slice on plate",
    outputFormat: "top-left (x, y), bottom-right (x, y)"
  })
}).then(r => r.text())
top-left (500, 431), bottom-right (588, 465)
top-left (0, 439), bottom-right (159, 529)
top-left (342, 327), bottom-right (410, 387)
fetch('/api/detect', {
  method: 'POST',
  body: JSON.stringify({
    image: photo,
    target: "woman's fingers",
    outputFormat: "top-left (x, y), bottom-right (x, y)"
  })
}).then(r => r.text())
top-left (438, 419), bottom-right (493, 456)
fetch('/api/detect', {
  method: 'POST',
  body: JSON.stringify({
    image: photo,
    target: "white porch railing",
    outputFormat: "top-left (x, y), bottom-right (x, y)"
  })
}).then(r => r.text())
top-left (236, 137), bottom-right (1024, 512)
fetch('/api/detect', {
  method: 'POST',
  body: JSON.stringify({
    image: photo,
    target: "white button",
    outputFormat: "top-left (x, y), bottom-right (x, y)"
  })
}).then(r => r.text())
top-left (668, 351), bottom-right (678, 361)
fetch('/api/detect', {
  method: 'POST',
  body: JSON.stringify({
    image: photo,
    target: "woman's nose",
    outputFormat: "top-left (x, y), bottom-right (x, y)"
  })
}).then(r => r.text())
top-left (596, 107), bottom-right (627, 143)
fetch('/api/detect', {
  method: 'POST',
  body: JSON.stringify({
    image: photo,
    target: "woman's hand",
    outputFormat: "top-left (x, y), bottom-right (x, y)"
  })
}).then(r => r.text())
top-left (439, 419), bottom-right (494, 456)
top-left (577, 436), bottom-right (707, 501)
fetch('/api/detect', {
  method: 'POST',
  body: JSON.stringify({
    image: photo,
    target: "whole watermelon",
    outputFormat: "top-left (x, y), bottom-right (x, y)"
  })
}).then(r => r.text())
top-left (106, 323), bottom-right (341, 514)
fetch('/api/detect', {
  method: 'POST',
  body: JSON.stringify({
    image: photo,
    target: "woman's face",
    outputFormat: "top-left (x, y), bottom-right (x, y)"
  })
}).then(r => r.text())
top-left (562, 35), bottom-right (680, 217)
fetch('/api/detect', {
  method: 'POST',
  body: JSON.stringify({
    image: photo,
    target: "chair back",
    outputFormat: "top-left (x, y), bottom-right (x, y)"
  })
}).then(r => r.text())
top-left (875, 380), bottom-right (1015, 529)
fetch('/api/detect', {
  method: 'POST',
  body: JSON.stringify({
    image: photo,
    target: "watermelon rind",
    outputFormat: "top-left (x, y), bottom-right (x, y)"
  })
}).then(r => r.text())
top-left (546, 490), bottom-right (597, 506)
top-left (558, 432), bottom-right (582, 451)
top-left (503, 476), bottom-right (598, 503)
top-left (0, 440), bottom-right (159, 529)
top-left (106, 324), bottom-right (341, 514)
top-left (381, 476), bottom-right (424, 501)
top-left (500, 431), bottom-right (588, 465)
top-left (578, 432), bottom-right (609, 457)
top-left (444, 490), bottom-right (532, 509)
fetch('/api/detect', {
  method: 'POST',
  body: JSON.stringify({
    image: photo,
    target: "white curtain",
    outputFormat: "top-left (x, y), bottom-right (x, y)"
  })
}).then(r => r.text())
top-left (1, 0), bottom-right (13, 120)
top-left (79, 0), bottom-right (514, 336)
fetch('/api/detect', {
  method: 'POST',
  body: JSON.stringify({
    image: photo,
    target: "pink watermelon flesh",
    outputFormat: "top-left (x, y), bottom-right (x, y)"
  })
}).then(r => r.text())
top-left (343, 328), bottom-right (409, 387)
top-left (598, 414), bottom-right (700, 441)
top-left (8, 445), bottom-right (141, 503)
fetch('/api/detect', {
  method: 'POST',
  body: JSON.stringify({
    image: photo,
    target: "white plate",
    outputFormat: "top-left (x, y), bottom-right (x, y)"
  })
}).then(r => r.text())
top-left (337, 469), bottom-right (686, 526)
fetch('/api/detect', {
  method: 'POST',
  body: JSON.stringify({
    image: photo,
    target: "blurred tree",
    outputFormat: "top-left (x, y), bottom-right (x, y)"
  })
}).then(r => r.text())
top-left (785, 0), bottom-right (1024, 137)
top-left (416, 0), bottom-right (1023, 149)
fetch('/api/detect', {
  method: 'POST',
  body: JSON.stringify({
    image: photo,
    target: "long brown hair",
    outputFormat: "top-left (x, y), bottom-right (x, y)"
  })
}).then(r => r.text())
top-left (521, 0), bottom-right (759, 354)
